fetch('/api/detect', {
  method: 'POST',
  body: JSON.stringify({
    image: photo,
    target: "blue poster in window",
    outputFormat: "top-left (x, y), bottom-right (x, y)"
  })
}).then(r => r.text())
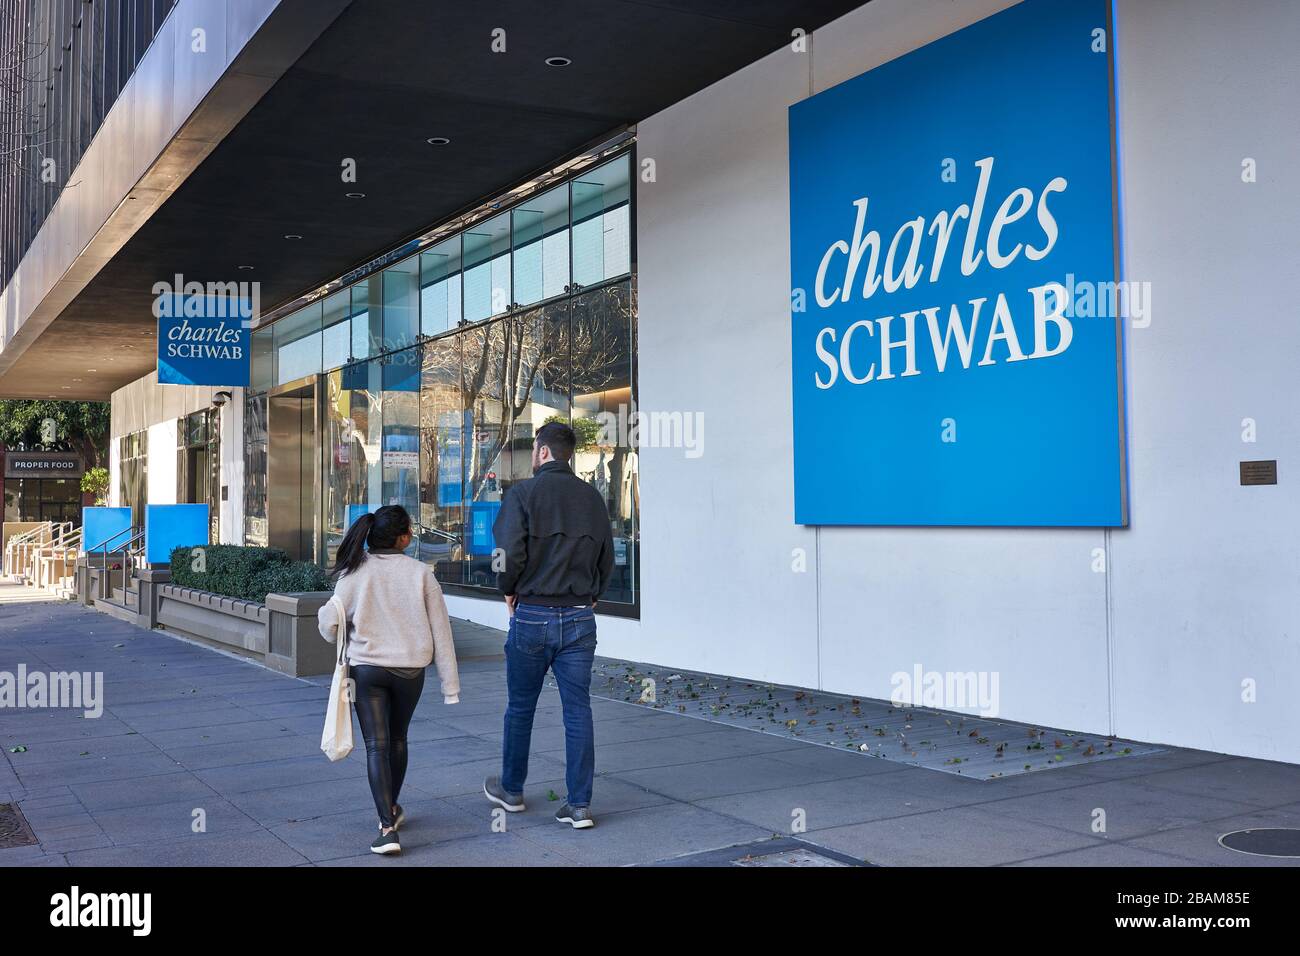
top-left (789, 0), bottom-right (1126, 526)
top-left (156, 294), bottom-right (252, 387)
top-left (468, 501), bottom-right (501, 554)
top-left (346, 504), bottom-right (372, 531)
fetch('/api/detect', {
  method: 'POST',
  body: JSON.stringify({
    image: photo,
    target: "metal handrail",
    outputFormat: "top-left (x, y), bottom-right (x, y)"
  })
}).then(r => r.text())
top-left (8, 525), bottom-right (46, 545)
top-left (55, 528), bottom-right (82, 552)
top-left (98, 528), bottom-right (145, 610)
top-left (86, 526), bottom-right (134, 554)
top-left (3, 522), bottom-right (52, 577)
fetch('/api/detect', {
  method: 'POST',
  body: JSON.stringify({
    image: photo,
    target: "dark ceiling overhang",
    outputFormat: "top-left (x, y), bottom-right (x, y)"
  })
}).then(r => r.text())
top-left (0, 0), bottom-right (867, 400)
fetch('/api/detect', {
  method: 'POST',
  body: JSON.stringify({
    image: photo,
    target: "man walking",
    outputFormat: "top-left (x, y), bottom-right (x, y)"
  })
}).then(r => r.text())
top-left (483, 421), bottom-right (614, 829)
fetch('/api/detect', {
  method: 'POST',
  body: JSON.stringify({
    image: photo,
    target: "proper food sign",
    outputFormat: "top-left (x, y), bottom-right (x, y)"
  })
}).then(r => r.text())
top-left (789, 0), bottom-right (1127, 526)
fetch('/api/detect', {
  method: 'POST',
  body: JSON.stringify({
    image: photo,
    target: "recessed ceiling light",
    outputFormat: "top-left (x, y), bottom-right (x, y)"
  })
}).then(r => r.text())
top-left (86, 368), bottom-right (96, 372)
top-left (545, 56), bottom-right (572, 67)
top-left (238, 265), bottom-right (255, 270)
top-left (346, 192), bottom-right (365, 199)
top-left (284, 234), bottom-right (303, 240)
top-left (426, 136), bottom-right (451, 146)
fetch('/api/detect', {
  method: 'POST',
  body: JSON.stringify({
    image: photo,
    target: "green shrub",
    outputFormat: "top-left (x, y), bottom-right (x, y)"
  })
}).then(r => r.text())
top-left (169, 544), bottom-right (331, 604)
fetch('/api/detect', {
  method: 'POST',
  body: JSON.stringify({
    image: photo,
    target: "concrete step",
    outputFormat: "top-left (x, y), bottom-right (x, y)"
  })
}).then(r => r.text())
top-left (94, 599), bottom-right (142, 625)
top-left (109, 587), bottom-right (140, 612)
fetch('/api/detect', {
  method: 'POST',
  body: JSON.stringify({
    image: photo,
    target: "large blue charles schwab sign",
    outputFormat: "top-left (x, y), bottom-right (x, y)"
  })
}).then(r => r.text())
top-left (789, 0), bottom-right (1127, 526)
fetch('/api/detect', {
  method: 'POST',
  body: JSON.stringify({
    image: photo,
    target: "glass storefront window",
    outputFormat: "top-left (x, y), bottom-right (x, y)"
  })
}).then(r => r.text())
top-left (508, 300), bottom-right (570, 488)
top-left (571, 282), bottom-right (637, 604)
top-left (382, 261), bottom-right (420, 352)
top-left (247, 151), bottom-right (636, 605)
top-left (322, 289), bottom-right (351, 370)
top-left (460, 320), bottom-right (509, 587)
top-left (513, 183), bottom-right (570, 307)
top-left (420, 236), bottom-right (462, 336)
top-left (243, 393), bottom-right (268, 547)
top-left (6, 477), bottom-right (83, 525)
top-left (382, 348), bottom-right (421, 552)
top-left (251, 326), bottom-right (275, 392)
top-left (322, 359), bottom-right (383, 565)
top-left (419, 334), bottom-right (464, 585)
top-left (274, 302), bottom-right (322, 385)
top-left (3, 480), bottom-right (17, 522)
top-left (572, 155), bottom-right (631, 288)
top-left (350, 278), bottom-right (381, 362)
top-left (118, 430), bottom-right (148, 529)
top-left (462, 212), bottom-right (511, 323)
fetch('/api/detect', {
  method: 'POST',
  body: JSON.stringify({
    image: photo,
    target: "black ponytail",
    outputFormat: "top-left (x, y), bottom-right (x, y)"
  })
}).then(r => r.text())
top-left (329, 505), bottom-right (413, 578)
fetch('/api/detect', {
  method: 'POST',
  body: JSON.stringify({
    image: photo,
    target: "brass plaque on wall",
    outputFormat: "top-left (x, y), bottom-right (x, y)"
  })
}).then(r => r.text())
top-left (1239, 460), bottom-right (1278, 486)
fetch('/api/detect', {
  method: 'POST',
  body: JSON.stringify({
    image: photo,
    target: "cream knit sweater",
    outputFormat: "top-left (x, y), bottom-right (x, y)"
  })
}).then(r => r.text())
top-left (316, 552), bottom-right (461, 704)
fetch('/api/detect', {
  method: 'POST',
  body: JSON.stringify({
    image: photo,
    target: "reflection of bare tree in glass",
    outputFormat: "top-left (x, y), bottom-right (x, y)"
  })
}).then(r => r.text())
top-left (420, 281), bottom-right (635, 531)
top-left (460, 324), bottom-right (508, 504)
top-left (419, 338), bottom-right (462, 531)
top-left (571, 283), bottom-right (635, 531)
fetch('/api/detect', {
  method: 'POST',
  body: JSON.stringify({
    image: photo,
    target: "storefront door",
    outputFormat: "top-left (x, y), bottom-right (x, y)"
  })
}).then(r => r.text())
top-left (267, 378), bottom-right (318, 561)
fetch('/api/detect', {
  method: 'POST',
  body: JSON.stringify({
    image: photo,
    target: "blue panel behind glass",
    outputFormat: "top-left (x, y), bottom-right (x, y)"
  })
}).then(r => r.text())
top-left (82, 507), bottom-right (132, 551)
top-left (145, 504), bottom-right (210, 564)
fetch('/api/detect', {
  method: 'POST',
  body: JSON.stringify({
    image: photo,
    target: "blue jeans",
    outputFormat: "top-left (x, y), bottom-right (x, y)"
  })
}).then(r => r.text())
top-left (502, 603), bottom-right (597, 807)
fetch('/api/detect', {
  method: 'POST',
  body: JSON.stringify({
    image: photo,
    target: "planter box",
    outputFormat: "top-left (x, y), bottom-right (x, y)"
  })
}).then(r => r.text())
top-left (153, 584), bottom-right (334, 677)
top-left (158, 584), bottom-right (269, 654)
top-left (264, 592), bottom-right (335, 676)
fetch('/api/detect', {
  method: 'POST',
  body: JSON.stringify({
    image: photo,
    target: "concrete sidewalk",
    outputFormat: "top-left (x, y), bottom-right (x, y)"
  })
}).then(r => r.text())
top-left (2, 598), bottom-right (1298, 867)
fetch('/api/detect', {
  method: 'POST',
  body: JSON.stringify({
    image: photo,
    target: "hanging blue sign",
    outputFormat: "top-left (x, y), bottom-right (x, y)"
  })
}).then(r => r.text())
top-left (789, 0), bottom-right (1127, 527)
top-left (156, 294), bottom-right (252, 387)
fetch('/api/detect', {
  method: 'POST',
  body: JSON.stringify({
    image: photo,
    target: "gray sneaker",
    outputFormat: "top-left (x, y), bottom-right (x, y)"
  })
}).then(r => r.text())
top-left (370, 829), bottom-right (401, 855)
top-left (483, 776), bottom-right (525, 812)
top-left (555, 804), bottom-right (594, 829)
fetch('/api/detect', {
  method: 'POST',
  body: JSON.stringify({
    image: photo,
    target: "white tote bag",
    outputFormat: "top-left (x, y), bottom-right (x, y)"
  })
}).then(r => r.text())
top-left (320, 596), bottom-right (354, 762)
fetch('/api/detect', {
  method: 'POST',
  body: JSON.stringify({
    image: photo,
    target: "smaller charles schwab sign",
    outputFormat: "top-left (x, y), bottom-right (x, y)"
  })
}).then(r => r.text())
top-left (4, 452), bottom-right (84, 479)
top-left (156, 294), bottom-right (251, 387)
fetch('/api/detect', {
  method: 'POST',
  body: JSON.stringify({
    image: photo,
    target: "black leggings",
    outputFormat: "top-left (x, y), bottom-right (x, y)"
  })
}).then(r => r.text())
top-left (351, 665), bottom-right (425, 828)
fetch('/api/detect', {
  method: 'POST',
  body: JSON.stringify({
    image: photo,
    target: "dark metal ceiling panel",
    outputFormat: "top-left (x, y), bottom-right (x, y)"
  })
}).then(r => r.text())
top-left (3, 0), bottom-right (867, 398)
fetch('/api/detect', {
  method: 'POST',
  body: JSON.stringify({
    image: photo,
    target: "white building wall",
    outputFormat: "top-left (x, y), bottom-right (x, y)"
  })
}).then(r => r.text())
top-left (633, 0), bottom-right (1300, 762)
top-left (1106, 0), bottom-right (1300, 761)
top-left (107, 440), bottom-right (121, 508)
top-left (146, 421), bottom-right (178, 507)
top-left (109, 371), bottom-right (229, 525)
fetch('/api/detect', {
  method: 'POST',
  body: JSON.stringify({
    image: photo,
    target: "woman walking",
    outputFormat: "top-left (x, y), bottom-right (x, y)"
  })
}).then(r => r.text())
top-left (318, 505), bottom-right (460, 855)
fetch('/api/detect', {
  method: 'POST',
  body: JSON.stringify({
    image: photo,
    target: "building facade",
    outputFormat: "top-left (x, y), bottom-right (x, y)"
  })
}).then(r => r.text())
top-left (4, 0), bottom-right (1298, 767)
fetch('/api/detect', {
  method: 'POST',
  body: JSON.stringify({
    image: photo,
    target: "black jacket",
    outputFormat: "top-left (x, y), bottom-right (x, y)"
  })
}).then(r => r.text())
top-left (493, 461), bottom-right (615, 606)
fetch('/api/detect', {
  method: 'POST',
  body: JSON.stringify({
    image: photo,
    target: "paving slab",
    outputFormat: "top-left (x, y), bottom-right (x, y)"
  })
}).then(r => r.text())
top-left (65, 829), bottom-right (310, 867)
top-left (963, 777), bottom-right (1263, 842)
top-left (317, 831), bottom-right (576, 867)
top-left (520, 802), bottom-right (772, 867)
top-left (811, 806), bottom-right (1101, 866)
top-left (694, 774), bottom-right (961, 831)
top-left (271, 797), bottom-right (486, 862)
top-left (3, 599), bottom-right (1294, 867)
top-left (70, 770), bottom-right (221, 813)
top-left (1122, 806), bottom-right (1300, 867)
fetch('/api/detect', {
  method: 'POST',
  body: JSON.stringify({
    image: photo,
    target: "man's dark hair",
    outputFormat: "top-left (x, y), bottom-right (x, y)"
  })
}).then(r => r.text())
top-left (535, 421), bottom-right (576, 463)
